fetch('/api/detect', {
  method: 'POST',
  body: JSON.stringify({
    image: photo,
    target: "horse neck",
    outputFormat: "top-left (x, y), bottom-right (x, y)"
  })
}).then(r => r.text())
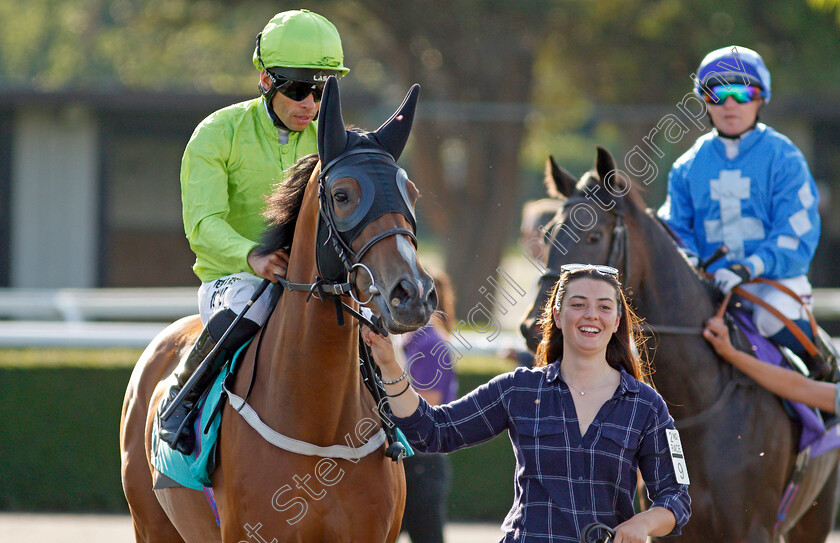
top-left (631, 214), bottom-right (713, 323)
top-left (629, 211), bottom-right (727, 416)
top-left (251, 175), bottom-right (368, 442)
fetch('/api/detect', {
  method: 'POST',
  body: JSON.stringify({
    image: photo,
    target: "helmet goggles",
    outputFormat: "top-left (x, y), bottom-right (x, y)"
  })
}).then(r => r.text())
top-left (703, 84), bottom-right (762, 105)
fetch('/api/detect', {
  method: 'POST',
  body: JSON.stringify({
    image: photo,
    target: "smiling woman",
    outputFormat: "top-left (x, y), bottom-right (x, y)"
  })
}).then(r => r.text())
top-left (364, 264), bottom-right (691, 543)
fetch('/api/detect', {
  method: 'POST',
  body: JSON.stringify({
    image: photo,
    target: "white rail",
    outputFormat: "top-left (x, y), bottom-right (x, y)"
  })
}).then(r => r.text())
top-left (0, 287), bottom-right (198, 322)
top-left (0, 287), bottom-right (838, 348)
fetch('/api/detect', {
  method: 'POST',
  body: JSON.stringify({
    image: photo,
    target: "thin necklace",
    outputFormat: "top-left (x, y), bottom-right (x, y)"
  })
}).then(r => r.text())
top-left (563, 369), bottom-right (613, 396)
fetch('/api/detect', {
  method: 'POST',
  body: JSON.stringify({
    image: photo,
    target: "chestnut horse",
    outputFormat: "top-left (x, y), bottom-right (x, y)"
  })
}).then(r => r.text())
top-left (120, 78), bottom-right (437, 542)
top-left (520, 147), bottom-right (840, 542)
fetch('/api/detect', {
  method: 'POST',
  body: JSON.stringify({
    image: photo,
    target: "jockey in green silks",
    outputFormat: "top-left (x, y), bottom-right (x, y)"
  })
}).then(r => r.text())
top-left (159, 9), bottom-right (349, 455)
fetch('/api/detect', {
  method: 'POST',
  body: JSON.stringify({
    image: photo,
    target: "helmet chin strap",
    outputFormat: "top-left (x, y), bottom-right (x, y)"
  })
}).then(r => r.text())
top-left (259, 77), bottom-right (320, 133)
top-left (260, 92), bottom-right (291, 132)
top-left (715, 124), bottom-right (757, 140)
top-left (256, 32), bottom-right (293, 132)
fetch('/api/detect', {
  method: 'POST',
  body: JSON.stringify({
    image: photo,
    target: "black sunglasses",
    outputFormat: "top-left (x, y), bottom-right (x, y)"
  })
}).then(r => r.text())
top-left (270, 76), bottom-right (324, 102)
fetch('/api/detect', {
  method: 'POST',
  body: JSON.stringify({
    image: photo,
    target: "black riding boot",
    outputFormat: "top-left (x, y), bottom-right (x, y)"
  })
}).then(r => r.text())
top-left (771, 322), bottom-right (832, 381)
top-left (158, 308), bottom-right (259, 455)
top-left (805, 353), bottom-right (833, 382)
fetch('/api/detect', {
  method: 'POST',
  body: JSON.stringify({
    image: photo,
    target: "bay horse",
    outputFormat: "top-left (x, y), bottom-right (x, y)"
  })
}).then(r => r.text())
top-left (120, 77), bottom-right (437, 542)
top-left (520, 147), bottom-right (840, 542)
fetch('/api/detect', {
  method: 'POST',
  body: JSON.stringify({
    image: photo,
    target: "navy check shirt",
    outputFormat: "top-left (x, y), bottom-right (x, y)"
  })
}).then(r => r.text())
top-left (394, 362), bottom-right (691, 542)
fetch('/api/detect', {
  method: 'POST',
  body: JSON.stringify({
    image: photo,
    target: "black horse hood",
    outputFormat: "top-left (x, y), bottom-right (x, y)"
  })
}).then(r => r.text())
top-left (317, 76), bottom-right (420, 166)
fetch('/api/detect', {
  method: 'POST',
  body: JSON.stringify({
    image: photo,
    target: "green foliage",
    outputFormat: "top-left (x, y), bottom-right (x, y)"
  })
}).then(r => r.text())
top-left (454, 353), bottom-right (517, 376)
top-left (0, 351), bottom-right (515, 518)
top-left (0, 0), bottom-right (280, 92)
top-left (808, 0), bottom-right (840, 28)
top-left (447, 370), bottom-right (516, 521)
top-left (522, 0), bottom-right (840, 175)
top-left (0, 365), bottom-right (133, 511)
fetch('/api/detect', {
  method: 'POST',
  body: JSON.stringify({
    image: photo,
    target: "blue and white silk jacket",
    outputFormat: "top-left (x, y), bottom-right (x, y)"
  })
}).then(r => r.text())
top-left (658, 123), bottom-right (820, 279)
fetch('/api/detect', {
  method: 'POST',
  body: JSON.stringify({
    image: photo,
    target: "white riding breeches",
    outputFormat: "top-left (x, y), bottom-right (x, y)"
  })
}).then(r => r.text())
top-left (198, 272), bottom-right (276, 326)
top-left (738, 275), bottom-right (813, 337)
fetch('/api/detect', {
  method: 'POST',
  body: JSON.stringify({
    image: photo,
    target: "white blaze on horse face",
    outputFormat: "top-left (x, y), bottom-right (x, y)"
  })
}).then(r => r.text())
top-left (396, 234), bottom-right (423, 295)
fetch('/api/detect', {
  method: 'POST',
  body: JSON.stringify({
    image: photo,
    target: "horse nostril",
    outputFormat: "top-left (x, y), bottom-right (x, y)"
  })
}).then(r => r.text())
top-left (389, 279), bottom-right (416, 308)
top-left (426, 287), bottom-right (439, 312)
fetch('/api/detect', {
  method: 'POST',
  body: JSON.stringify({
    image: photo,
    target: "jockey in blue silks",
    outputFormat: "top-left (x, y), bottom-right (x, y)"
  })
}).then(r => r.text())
top-left (658, 45), bottom-right (822, 373)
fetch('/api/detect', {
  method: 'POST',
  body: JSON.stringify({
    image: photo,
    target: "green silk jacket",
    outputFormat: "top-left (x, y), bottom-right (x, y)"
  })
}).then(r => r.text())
top-left (180, 98), bottom-right (317, 282)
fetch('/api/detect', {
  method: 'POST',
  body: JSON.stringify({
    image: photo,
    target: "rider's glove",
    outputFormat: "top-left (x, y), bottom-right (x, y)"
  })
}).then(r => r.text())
top-left (686, 253), bottom-right (699, 268)
top-left (678, 248), bottom-right (699, 268)
top-left (713, 263), bottom-right (752, 294)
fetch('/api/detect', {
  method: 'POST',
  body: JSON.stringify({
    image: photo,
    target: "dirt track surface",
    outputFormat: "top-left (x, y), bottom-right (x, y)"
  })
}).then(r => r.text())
top-left (4, 514), bottom-right (840, 542)
top-left (0, 513), bottom-right (504, 542)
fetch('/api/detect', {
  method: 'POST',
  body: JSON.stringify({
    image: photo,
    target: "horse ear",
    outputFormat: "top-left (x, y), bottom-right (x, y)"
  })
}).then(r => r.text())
top-left (545, 155), bottom-right (576, 199)
top-left (595, 145), bottom-right (632, 197)
top-left (373, 84), bottom-right (420, 160)
top-left (318, 76), bottom-right (348, 165)
top-left (595, 146), bottom-right (617, 185)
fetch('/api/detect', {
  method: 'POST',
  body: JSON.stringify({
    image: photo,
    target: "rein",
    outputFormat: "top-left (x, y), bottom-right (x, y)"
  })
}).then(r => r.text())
top-left (638, 323), bottom-right (704, 336)
top-left (274, 274), bottom-right (390, 337)
top-left (580, 522), bottom-right (615, 543)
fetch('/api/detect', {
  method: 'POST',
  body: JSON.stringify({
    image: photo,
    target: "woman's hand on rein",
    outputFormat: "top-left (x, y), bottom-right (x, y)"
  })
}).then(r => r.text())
top-left (702, 316), bottom-right (736, 359)
top-left (362, 326), bottom-right (400, 375)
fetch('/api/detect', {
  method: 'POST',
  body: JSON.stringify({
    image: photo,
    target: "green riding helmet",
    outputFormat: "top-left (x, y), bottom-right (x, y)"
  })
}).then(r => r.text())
top-left (253, 9), bottom-right (349, 84)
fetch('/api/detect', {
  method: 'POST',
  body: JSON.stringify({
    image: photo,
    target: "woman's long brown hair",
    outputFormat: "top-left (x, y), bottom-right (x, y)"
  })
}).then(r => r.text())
top-left (534, 268), bottom-right (648, 380)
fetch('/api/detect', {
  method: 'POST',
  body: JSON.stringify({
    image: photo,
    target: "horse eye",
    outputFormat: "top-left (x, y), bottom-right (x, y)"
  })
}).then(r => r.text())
top-left (587, 232), bottom-right (602, 243)
top-left (333, 190), bottom-right (349, 203)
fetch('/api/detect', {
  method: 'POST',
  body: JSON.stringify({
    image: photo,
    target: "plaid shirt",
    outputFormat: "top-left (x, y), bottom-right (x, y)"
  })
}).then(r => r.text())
top-left (394, 363), bottom-right (691, 542)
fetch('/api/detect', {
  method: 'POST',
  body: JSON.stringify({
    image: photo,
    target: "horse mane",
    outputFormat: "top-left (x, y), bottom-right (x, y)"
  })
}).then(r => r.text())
top-left (580, 166), bottom-right (712, 289)
top-left (627, 183), bottom-right (713, 291)
top-left (257, 154), bottom-right (319, 255)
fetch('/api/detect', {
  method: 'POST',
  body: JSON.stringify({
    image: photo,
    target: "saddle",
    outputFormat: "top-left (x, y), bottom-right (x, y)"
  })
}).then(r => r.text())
top-left (728, 278), bottom-right (838, 382)
top-left (151, 341), bottom-right (250, 491)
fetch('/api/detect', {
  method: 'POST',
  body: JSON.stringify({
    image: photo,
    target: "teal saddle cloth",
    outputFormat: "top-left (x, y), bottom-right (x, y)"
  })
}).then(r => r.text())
top-left (151, 338), bottom-right (415, 491)
top-left (151, 341), bottom-right (251, 490)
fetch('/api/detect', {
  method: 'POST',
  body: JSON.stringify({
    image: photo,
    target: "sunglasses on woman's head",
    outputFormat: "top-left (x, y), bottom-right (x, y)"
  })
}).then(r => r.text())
top-left (703, 84), bottom-right (761, 105)
top-left (560, 264), bottom-right (619, 277)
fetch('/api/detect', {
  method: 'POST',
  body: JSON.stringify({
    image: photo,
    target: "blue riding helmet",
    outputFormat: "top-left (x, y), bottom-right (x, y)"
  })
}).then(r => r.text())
top-left (694, 45), bottom-right (771, 103)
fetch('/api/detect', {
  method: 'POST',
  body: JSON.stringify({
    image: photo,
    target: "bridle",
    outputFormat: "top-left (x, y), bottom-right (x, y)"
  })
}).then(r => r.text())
top-left (316, 147), bottom-right (416, 294)
top-left (539, 204), bottom-right (704, 336)
top-left (536, 203), bottom-right (627, 307)
top-left (270, 146), bottom-right (419, 461)
top-left (534, 197), bottom-right (745, 430)
top-left (275, 146), bottom-right (417, 333)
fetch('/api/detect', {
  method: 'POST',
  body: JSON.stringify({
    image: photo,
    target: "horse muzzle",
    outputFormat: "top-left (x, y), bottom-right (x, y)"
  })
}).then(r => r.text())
top-left (373, 273), bottom-right (437, 334)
